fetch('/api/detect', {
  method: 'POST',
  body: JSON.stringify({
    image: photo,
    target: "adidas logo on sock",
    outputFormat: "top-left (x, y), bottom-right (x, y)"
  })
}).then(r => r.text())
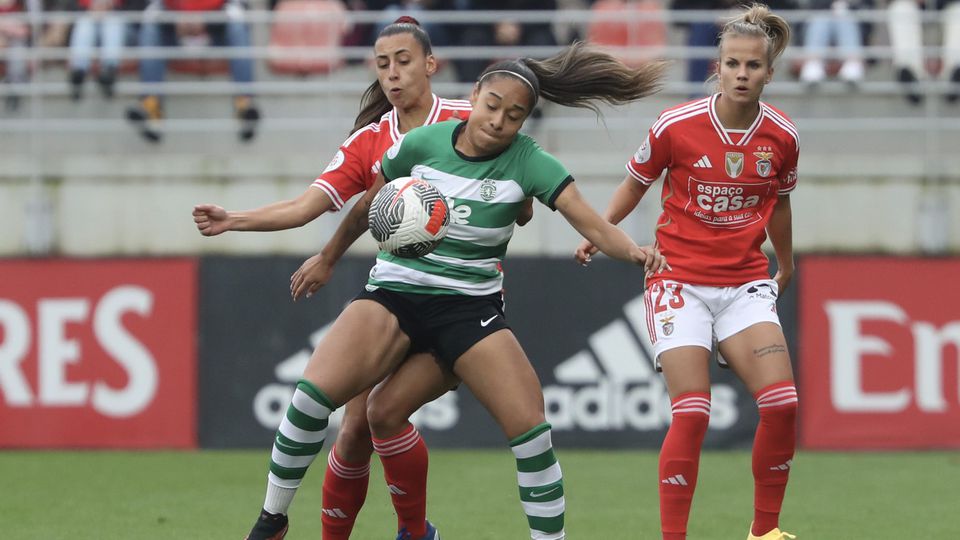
top-left (322, 508), bottom-right (348, 519)
top-left (769, 459), bottom-right (793, 471)
top-left (661, 474), bottom-right (689, 486)
top-left (388, 484), bottom-right (407, 496)
top-left (693, 155), bottom-right (712, 168)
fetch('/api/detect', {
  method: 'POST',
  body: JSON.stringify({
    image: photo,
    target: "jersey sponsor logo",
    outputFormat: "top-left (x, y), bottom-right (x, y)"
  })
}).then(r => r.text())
top-left (479, 179), bottom-right (497, 201)
top-left (782, 167), bottom-right (797, 187)
top-left (724, 152), bottom-right (744, 178)
top-left (753, 150), bottom-right (774, 178)
top-left (450, 203), bottom-right (472, 225)
top-left (747, 282), bottom-right (777, 301)
top-left (253, 322), bottom-right (459, 432)
top-left (323, 150), bottom-right (345, 174)
top-left (686, 177), bottom-right (771, 229)
top-left (542, 295), bottom-right (739, 431)
top-left (634, 135), bottom-right (652, 164)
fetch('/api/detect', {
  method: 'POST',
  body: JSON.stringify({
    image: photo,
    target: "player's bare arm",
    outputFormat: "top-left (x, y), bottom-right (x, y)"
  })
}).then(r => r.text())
top-left (575, 174), bottom-right (652, 264)
top-left (766, 194), bottom-right (794, 294)
top-left (193, 188), bottom-right (334, 236)
top-left (555, 182), bottom-right (667, 274)
top-left (290, 174), bottom-right (386, 300)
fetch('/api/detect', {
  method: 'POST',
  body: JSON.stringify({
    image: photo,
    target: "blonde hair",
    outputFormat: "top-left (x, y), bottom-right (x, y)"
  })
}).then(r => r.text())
top-left (718, 3), bottom-right (791, 67)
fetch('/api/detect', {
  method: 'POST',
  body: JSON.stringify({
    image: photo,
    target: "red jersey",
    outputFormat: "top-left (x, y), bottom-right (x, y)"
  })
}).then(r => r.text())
top-left (626, 94), bottom-right (799, 288)
top-left (312, 94), bottom-right (472, 210)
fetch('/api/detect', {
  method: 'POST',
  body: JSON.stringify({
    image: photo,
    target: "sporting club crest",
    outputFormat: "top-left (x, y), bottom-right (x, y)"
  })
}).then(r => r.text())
top-left (724, 152), bottom-right (744, 178)
top-left (660, 315), bottom-right (675, 336)
top-left (480, 179), bottom-right (497, 201)
top-left (753, 151), bottom-right (774, 178)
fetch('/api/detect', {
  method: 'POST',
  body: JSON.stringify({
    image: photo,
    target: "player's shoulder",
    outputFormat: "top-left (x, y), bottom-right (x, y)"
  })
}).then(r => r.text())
top-left (341, 116), bottom-right (389, 149)
top-left (438, 97), bottom-right (472, 113)
top-left (651, 96), bottom-right (712, 138)
top-left (760, 101), bottom-right (800, 146)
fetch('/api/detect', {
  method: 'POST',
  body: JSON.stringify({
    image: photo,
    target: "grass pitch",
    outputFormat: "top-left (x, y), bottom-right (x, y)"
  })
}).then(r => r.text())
top-left (3, 449), bottom-right (956, 539)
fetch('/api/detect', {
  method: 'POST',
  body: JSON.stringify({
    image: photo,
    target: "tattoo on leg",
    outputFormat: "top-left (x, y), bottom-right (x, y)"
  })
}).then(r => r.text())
top-left (753, 344), bottom-right (786, 358)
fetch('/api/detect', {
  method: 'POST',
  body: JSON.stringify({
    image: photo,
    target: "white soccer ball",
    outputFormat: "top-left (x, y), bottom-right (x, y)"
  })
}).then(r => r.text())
top-left (368, 177), bottom-right (450, 258)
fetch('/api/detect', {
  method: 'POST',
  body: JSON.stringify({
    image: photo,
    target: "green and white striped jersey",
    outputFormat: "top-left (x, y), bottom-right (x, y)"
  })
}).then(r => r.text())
top-left (370, 120), bottom-right (573, 296)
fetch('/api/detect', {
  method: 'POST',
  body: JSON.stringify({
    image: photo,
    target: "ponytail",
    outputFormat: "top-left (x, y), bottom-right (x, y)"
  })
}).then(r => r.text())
top-left (352, 16), bottom-right (434, 133)
top-left (477, 41), bottom-right (666, 114)
top-left (719, 3), bottom-right (791, 67)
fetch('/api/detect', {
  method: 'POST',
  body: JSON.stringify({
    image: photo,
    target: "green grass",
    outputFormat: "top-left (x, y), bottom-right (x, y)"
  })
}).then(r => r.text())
top-left (3, 450), bottom-right (957, 538)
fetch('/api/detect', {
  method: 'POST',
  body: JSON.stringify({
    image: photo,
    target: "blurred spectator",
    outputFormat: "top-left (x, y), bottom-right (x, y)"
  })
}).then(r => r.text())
top-left (373, 0), bottom-right (452, 48)
top-left (671, 0), bottom-right (796, 94)
top-left (799, 0), bottom-right (871, 86)
top-left (0, 0), bottom-right (28, 111)
top-left (125, 0), bottom-right (259, 142)
top-left (887, 0), bottom-right (960, 104)
top-left (587, 0), bottom-right (667, 68)
top-left (448, 0), bottom-right (558, 84)
top-left (68, 0), bottom-right (128, 100)
top-left (670, 0), bottom-right (731, 93)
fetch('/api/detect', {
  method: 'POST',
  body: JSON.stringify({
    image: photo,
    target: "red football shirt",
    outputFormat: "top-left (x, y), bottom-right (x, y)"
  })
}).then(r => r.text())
top-left (312, 95), bottom-right (472, 210)
top-left (626, 94), bottom-right (799, 288)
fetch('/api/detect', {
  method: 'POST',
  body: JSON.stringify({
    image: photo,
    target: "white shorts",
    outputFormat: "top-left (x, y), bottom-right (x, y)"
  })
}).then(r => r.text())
top-left (642, 278), bottom-right (782, 369)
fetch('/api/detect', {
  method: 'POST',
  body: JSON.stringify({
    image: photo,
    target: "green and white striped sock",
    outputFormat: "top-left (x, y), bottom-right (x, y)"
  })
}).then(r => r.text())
top-left (263, 379), bottom-right (336, 515)
top-left (511, 422), bottom-right (565, 540)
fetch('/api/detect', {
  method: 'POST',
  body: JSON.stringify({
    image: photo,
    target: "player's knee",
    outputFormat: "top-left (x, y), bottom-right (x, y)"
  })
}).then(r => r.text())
top-left (366, 388), bottom-right (411, 438)
top-left (334, 410), bottom-right (373, 461)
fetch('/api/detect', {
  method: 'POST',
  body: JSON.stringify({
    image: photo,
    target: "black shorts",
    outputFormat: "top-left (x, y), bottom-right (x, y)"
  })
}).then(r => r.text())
top-left (353, 287), bottom-right (510, 369)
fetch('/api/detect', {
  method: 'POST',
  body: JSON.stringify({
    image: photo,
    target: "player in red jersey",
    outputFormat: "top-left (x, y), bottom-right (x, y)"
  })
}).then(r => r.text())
top-left (193, 18), bottom-right (506, 540)
top-left (576, 4), bottom-right (799, 540)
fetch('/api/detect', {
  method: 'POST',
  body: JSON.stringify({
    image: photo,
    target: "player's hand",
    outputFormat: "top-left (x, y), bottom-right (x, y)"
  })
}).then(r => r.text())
top-left (574, 239), bottom-right (599, 266)
top-left (193, 204), bottom-right (231, 236)
top-left (633, 244), bottom-right (669, 278)
top-left (290, 252), bottom-right (334, 301)
top-left (773, 265), bottom-right (793, 296)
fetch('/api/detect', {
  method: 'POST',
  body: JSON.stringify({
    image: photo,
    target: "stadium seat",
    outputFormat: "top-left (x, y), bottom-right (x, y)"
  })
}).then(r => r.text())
top-left (587, 0), bottom-right (667, 67)
top-left (267, 0), bottom-right (349, 76)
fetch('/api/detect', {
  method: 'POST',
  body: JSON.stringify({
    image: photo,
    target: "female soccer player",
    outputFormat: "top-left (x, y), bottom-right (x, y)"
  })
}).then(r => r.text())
top-left (576, 4), bottom-right (799, 540)
top-left (192, 18), bottom-right (499, 540)
top-left (258, 42), bottom-right (668, 540)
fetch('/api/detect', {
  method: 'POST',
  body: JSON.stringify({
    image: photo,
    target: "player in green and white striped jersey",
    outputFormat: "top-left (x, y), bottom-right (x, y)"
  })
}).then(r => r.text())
top-left (278, 43), bottom-right (669, 540)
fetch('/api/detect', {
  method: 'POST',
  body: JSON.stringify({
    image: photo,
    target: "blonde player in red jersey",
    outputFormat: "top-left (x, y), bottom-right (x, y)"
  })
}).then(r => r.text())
top-left (576, 4), bottom-right (799, 540)
top-left (192, 18), bottom-right (516, 540)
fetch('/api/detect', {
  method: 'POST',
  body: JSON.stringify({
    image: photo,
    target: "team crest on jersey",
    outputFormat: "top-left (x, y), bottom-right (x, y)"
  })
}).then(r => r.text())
top-left (634, 135), bottom-right (652, 164)
top-left (323, 150), bottom-right (345, 174)
top-left (480, 179), bottom-right (497, 201)
top-left (660, 315), bottom-right (675, 336)
top-left (724, 152), bottom-right (744, 178)
top-left (753, 151), bottom-right (774, 177)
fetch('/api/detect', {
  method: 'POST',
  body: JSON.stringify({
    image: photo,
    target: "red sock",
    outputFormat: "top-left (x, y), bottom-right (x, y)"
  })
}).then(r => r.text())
top-left (321, 445), bottom-right (371, 540)
top-left (751, 382), bottom-right (798, 537)
top-left (659, 392), bottom-right (711, 540)
top-left (373, 424), bottom-right (429, 538)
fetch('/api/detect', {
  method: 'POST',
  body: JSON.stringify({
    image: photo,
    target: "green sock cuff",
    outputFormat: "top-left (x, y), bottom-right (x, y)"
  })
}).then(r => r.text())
top-left (296, 379), bottom-right (338, 410)
top-left (510, 422), bottom-right (552, 447)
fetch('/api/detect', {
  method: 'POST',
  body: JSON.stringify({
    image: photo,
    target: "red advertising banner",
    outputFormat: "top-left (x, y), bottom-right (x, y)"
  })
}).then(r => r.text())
top-left (800, 257), bottom-right (960, 449)
top-left (0, 259), bottom-right (197, 448)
